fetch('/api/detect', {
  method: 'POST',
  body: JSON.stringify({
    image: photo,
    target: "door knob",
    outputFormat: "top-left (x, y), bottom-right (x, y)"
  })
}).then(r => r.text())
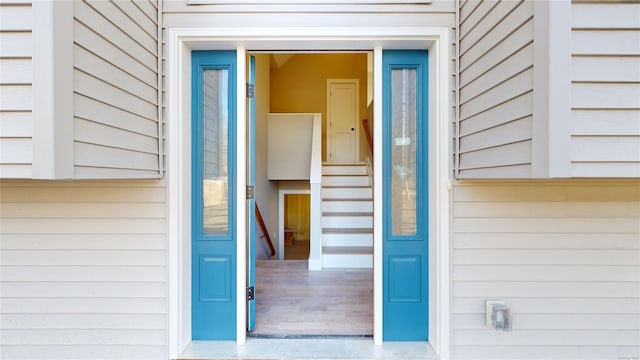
top-left (351, 128), bottom-right (355, 131)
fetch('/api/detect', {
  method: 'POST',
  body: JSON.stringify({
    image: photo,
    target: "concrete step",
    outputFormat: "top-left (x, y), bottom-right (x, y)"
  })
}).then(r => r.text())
top-left (322, 212), bottom-right (373, 228)
top-left (322, 246), bottom-right (373, 268)
top-left (322, 164), bottom-right (368, 176)
top-left (322, 186), bottom-right (372, 199)
top-left (322, 199), bottom-right (373, 213)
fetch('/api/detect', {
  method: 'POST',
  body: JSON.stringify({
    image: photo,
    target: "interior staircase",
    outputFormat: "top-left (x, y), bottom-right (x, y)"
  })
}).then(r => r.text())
top-left (321, 163), bottom-right (373, 268)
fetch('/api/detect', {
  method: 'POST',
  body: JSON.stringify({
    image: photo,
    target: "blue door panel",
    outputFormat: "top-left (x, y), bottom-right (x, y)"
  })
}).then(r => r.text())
top-left (192, 50), bottom-right (237, 340)
top-left (382, 50), bottom-right (429, 341)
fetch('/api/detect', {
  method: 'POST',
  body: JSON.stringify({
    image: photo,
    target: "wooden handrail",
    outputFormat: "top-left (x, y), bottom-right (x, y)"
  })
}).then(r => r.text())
top-left (255, 203), bottom-right (276, 257)
top-left (362, 118), bottom-right (373, 156)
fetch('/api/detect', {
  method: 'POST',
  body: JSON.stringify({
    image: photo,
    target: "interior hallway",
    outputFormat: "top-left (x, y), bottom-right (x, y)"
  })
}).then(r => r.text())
top-left (253, 260), bottom-right (373, 336)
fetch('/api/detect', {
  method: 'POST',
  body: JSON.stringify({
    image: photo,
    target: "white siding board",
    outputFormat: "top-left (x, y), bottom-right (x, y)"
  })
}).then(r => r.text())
top-left (0, 329), bottom-right (165, 345)
top-left (0, 111), bottom-right (31, 137)
top-left (74, 166), bottom-right (162, 179)
top-left (454, 265), bottom-right (640, 282)
top-left (572, 30), bottom-right (640, 56)
top-left (1, 314), bottom-right (165, 330)
top-left (0, 281), bottom-right (164, 298)
top-left (1, 219), bottom-right (165, 234)
top-left (0, 297), bottom-right (166, 314)
top-left (454, 345), bottom-right (640, 360)
top-left (132, 0), bottom-right (158, 23)
top-left (459, 0), bottom-right (481, 24)
top-left (0, 138), bottom-right (31, 163)
top-left (74, 70), bottom-right (156, 121)
top-left (572, 83), bottom-right (640, 109)
top-left (1, 266), bottom-right (165, 282)
top-left (459, 117), bottom-right (532, 153)
top-left (75, 118), bottom-right (159, 155)
top-left (1, 345), bottom-right (167, 360)
top-left (74, 1), bottom-right (156, 71)
top-left (460, 42), bottom-right (532, 99)
top-left (0, 4), bottom-right (31, 30)
top-left (74, 45), bottom-right (157, 105)
top-left (1, 202), bottom-right (164, 219)
top-left (572, 110), bottom-right (640, 135)
top-left (572, 56), bottom-right (640, 83)
top-left (453, 297), bottom-right (640, 315)
top-left (455, 313), bottom-right (640, 330)
top-left (74, 21), bottom-right (157, 88)
top-left (453, 281), bottom-right (639, 298)
top-left (75, 94), bottom-right (158, 138)
top-left (112, 0), bottom-right (158, 39)
top-left (572, 136), bottom-right (640, 162)
top-left (0, 234), bottom-right (164, 250)
top-left (572, 3), bottom-right (640, 29)
top-left (454, 233), bottom-right (640, 250)
top-left (0, 32), bottom-right (31, 57)
top-left (452, 181), bottom-right (640, 357)
top-left (459, 91), bottom-right (532, 134)
top-left (0, 58), bottom-right (32, 84)
top-left (0, 164), bottom-right (31, 178)
top-left (74, 142), bottom-right (159, 171)
top-left (459, 140), bottom-right (531, 171)
top-left (0, 185), bottom-right (164, 203)
top-left (0, 84), bottom-right (32, 111)
top-left (459, 20), bottom-right (533, 86)
top-left (459, 1), bottom-right (533, 67)
top-left (454, 330), bottom-right (640, 346)
top-left (459, 68), bottom-right (533, 120)
top-left (458, 0), bottom-right (499, 42)
top-left (84, 0), bottom-right (157, 52)
top-left (454, 164), bottom-right (531, 178)
top-left (571, 162), bottom-right (640, 178)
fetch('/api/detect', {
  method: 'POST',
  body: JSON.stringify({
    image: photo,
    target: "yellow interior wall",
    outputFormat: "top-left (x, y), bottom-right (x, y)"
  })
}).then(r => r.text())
top-left (270, 53), bottom-right (369, 162)
top-left (284, 194), bottom-right (310, 241)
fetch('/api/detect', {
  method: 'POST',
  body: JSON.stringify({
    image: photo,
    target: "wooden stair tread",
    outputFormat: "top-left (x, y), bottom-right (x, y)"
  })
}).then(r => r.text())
top-left (323, 228), bottom-right (373, 234)
top-left (323, 212), bottom-right (373, 217)
top-left (323, 246), bottom-right (373, 255)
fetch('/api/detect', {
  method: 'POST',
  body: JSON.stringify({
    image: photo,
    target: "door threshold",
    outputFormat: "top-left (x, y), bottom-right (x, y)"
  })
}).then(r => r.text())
top-left (179, 339), bottom-right (438, 360)
top-left (247, 333), bottom-right (373, 339)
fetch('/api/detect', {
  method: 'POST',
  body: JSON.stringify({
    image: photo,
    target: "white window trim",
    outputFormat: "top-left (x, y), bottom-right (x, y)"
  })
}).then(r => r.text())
top-left (166, 26), bottom-right (451, 359)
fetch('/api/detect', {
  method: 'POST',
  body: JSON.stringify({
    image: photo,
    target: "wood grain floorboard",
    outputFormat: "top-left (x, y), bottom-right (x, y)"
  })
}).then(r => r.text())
top-left (254, 260), bottom-right (373, 336)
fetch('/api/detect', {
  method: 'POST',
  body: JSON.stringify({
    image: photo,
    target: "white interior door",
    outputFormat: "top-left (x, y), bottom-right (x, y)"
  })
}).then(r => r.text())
top-left (327, 79), bottom-right (359, 164)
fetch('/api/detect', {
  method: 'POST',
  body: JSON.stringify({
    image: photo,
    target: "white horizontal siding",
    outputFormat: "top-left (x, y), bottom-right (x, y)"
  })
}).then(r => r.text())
top-left (73, 0), bottom-right (159, 179)
top-left (163, 0), bottom-right (455, 28)
top-left (570, 2), bottom-right (640, 177)
top-left (0, 180), bottom-right (167, 359)
top-left (457, 0), bottom-right (534, 178)
top-left (452, 180), bottom-right (640, 359)
top-left (0, 3), bottom-right (32, 178)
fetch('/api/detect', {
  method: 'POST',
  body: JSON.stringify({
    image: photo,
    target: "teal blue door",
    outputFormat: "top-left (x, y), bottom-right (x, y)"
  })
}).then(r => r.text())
top-left (192, 50), bottom-right (237, 340)
top-left (382, 50), bottom-right (429, 341)
top-left (247, 55), bottom-right (256, 332)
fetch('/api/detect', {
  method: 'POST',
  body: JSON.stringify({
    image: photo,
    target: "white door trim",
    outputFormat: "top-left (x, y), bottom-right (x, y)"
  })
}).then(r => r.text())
top-left (166, 26), bottom-right (451, 358)
top-left (326, 79), bottom-right (360, 164)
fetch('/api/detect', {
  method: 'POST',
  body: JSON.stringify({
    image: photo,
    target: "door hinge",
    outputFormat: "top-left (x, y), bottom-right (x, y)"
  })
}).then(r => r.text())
top-left (246, 83), bottom-right (255, 99)
top-left (247, 286), bottom-right (255, 301)
top-left (246, 185), bottom-right (255, 199)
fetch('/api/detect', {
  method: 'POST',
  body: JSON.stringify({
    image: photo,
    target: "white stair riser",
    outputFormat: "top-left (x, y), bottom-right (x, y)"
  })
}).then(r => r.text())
top-left (322, 254), bottom-right (373, 268)
top-left (322, 216), bottom-right (372, 228)
top-left (322, 187), bottom-right (372, 199)
top-left (322, 166), bottom-right (368, 175)
top-left (322, 200), bottom-right (373, 213)
top-left (322, 176), bottom-right (370, 187)
top-left (323, 233), bottom-right (373, 247)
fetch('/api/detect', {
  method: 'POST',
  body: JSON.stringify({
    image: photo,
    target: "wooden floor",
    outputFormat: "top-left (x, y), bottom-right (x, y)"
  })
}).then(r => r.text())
top-left (254, 260), bottom-right (373, 336)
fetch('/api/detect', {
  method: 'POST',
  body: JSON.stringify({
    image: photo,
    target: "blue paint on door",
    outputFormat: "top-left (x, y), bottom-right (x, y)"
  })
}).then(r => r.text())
top-left (382, 50), bottom-right (429, 341)
top-left (247, 55), bottom-right (257, 332)
top-left (192, 50), bottom-right (237, 340)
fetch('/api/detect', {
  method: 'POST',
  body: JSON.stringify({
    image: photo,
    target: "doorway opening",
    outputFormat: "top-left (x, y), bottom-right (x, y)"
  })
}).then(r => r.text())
top-left (248, 51), bottom-right (375, 337)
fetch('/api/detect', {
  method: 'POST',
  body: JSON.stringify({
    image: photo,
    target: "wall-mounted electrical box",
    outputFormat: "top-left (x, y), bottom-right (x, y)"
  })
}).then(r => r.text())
top-left (486, 300), bottom-right (512, 331)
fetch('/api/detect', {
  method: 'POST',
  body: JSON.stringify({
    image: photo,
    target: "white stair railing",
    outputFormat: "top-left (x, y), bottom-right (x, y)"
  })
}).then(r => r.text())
top-left (308, 113), bottom-right (323, 270)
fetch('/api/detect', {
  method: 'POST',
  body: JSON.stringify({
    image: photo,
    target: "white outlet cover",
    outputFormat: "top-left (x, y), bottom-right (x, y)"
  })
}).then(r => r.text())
top-left (485, 300), bottom-right (505, 327)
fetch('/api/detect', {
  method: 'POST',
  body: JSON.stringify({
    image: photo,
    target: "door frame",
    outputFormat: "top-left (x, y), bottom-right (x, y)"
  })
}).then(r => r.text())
top-left (166, 26), bottom-right (451, 358)
top-left (326, 79), bottom-right (360, 164)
